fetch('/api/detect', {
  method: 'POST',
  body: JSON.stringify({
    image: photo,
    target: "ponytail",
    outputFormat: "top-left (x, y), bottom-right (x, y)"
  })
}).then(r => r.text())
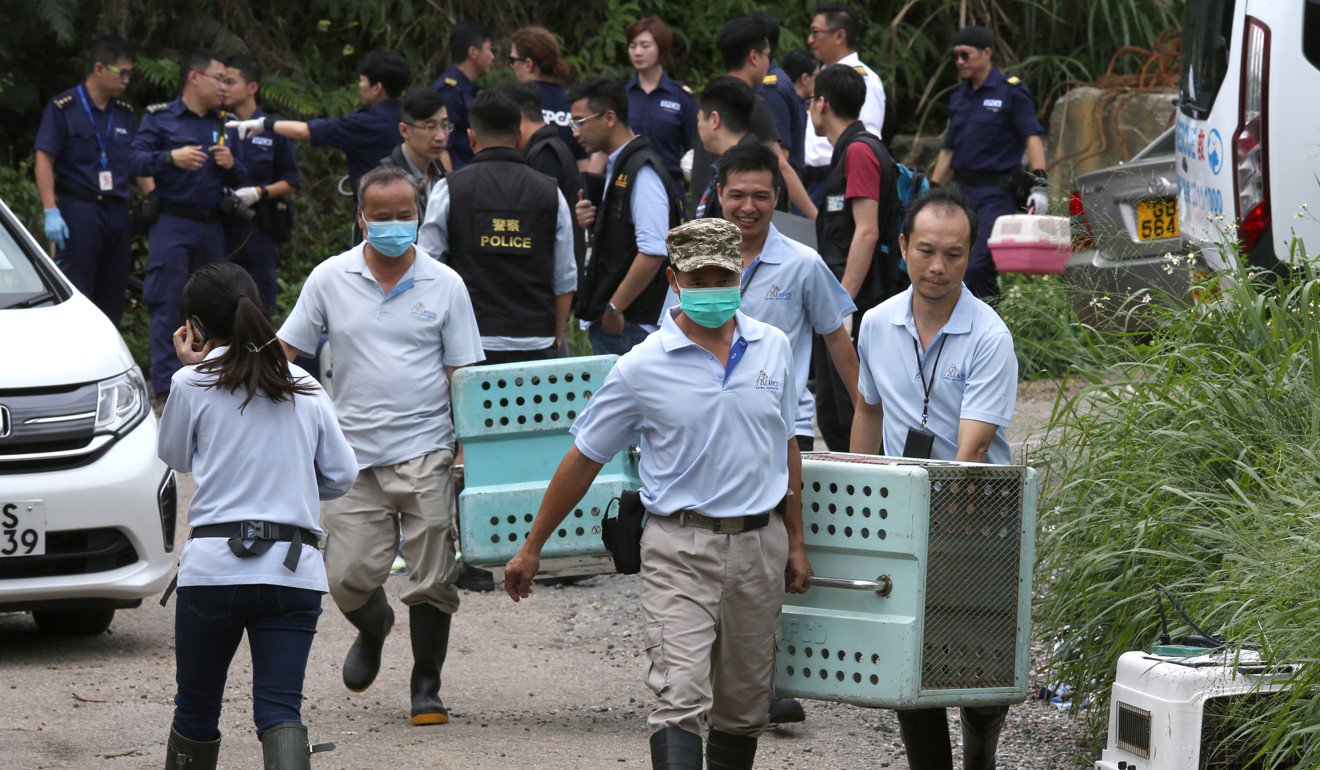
top-left (552, 60), bottom-right (573, 84)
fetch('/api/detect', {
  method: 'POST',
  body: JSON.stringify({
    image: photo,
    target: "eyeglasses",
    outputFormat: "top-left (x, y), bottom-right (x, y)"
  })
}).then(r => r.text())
top-left (808, 26), bottom-right (838, 39)
top-left (406, 120), bottom-right (454, 134)
top-left (193, 70), bottom-right (228, 86)
top-left (508, 55), bottom-right (527, 65)
top-left (103, 63), bottom-right (134, 81)
top-left (569, 112), bottom-right (603, 132)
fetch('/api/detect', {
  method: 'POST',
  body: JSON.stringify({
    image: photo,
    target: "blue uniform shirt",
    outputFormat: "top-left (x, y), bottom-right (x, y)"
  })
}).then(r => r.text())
top-left (942, 67), bottom-right (1044, 173)
top-left (307, 98), bottom-right (401, 189)
top-left (434, 66), bottom-right (478, 169)
top-left (129, 98), bottom-right (245, 209)
top-left (232, 106), bottom-right (301, 190)
top-left (760, 64), bottom-right (805, 172)
top-left (536, 80), bottom-right (588, 161)
top-left (625, 72), bottom-right (696, 183)
top-left (34, 85), bottom-right (138, 199)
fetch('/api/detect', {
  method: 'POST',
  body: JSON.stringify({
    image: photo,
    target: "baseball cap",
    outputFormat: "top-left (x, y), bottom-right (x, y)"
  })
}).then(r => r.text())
top-left (666, 218), bottom-right (742, 274)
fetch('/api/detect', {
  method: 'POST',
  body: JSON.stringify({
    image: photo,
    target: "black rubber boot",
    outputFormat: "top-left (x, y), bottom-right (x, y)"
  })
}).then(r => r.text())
top-left (260, 723), bottom-right (310, 770)
top-left (649, 727), bottom-right (703, 770)
top-left (165, 728), bottom-right (220, 769)
top-left (705, 729), bottom-right (757, 770)
top-left (896, 708), bottom-right (954, 770)
top-left (341, 587), bottom-right (394, 692)
top-left (960, 705), bottom-right (1008, 770)
top-left (767, 696), bottom-right (805, 724)
top-left (409, 603), bottom-right (452, 725)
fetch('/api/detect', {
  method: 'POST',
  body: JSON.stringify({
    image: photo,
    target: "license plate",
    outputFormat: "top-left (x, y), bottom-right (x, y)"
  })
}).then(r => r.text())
top-left (1136, 198), bottom-right (1179, 241)
top-left (1, 501), bottom-right (46, 557)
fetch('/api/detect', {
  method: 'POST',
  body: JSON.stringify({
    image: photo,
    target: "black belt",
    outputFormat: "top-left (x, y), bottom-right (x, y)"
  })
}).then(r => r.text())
top-left (673, 509), bottom-right (771, 534)
top-left (160, 201), bottom-right (222, 223)
top-left (159, 521), bottom-right (319, 606)
top-left (954, 169), bottom-right (1016, 188)
top-left (57, 185), bottom-right (127, 206)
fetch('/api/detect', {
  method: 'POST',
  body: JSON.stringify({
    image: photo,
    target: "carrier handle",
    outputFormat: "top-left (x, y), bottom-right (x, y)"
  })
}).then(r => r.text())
top-left (806, 574), bottom-right (892, 598)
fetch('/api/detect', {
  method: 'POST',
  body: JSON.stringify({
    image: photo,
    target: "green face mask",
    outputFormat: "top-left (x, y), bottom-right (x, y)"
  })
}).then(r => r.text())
top-left (679, 285), bottom-right (741, 328)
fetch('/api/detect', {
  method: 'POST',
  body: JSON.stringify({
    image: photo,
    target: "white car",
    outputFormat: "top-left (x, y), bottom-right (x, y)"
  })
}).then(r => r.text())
top-left (0, 198), bottom-right (174, 635)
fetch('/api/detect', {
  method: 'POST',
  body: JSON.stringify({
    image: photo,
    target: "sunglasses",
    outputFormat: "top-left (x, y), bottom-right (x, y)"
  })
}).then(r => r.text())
top-left (104, 63), bottom-right (134, 80)
top-left (953, 50), bottom-right (978, 62)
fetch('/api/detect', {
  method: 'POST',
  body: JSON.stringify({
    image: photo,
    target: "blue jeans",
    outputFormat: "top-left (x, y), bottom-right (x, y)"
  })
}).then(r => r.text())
top-left (172, 584), bottom-right (322, 741)
top-left (588, 321), bottom-right (652, 356)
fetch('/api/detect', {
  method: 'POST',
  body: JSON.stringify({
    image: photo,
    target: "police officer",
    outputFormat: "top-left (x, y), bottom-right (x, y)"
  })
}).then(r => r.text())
top-left (850, 188), bottom-right (1019, 770)
top-left (504, 80), bottom-right (585, 274)
top-left (749, 12), bottom-right (806, 177)
top-left (221, 54), bottom-right (300, 311)
top-left (433, 22), bottom-right (495, 171)
top-left (379, 88), bottom-right (450, 217)
top-left (624, 16), bottom-right (697, 195)
top-left (418, 90), bottom-right (576, 364)
top-left (130, 49), bottom-right (245, 399)
top-left (809, 64), bottom-right (905, 451)
top-left (931, 25), bottom-right (1047, 301)
top-left (228, 49), bottom-right (407, 196)
top-left (508, 26), bottom-right (589, 172)
top-left (570, 77), bottom-right (684, 356)
top-left (505, 218), bottom-right (812, 770)
top-left (33, 35), bottom-right (147, 324)
top-left (692, 77), bottom-right (775, 220)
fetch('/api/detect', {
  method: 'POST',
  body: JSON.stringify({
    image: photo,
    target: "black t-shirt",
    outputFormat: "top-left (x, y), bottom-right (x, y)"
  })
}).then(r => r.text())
top-left (689, 94), bottom-right (780, 215)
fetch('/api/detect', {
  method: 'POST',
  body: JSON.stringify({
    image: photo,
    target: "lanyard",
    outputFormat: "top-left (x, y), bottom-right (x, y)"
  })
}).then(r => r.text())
top-left (912, 334), bottom-right (947, 427)
top-left (741, 257), bottom-right (764, 296)
top-left (76, 86), bottom-right (113, 170)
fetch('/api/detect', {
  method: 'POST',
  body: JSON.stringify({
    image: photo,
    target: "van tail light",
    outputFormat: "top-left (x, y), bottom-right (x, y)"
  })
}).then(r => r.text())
top-left (1069, 191), bottom-right (1094, 251)
top-left (1234, 16), bottom-right (1270, 255)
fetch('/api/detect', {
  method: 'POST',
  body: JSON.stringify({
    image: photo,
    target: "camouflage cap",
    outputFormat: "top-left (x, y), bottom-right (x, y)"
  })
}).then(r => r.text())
top-left (666, 218), bottom-right (743, 274)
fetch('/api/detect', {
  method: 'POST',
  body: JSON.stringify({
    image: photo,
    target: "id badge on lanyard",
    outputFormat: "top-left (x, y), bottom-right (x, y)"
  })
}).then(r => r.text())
top-left (78, 86), bottom-right (115, 191)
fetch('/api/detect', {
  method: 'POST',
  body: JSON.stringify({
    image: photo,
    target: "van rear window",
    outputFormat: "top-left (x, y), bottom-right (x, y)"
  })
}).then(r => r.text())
top-left (1180, 0), bottom-right (1235, 117)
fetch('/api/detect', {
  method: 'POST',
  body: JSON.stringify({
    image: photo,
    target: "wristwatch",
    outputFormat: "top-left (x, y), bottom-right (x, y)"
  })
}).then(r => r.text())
top-left (605, 302), bottom-right (623, 317)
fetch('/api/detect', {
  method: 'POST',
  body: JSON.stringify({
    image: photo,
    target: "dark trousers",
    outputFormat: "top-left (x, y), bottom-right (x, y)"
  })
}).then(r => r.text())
top-left (224, 218), bottom-right (279, 310)
top-left (959, 183), bottom-right (1019, 302)
top-left (144, 214), bottom-right (224, 394)
top-left (481, 345), bottom-right (563, 365)
top-left (54, 197), bottom-right (133, 324)
top-left (896, 706), bottom-right (1009, 770)
top-left (588, 321), bottom-right (652, 356)
top-left (172, 584), bottom-right (322, 741)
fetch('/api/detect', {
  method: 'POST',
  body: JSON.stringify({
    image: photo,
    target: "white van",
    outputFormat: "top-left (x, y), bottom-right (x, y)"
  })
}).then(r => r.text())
top-left (0, 198), bottom-right (174, 634)
top-left (1177, 0), bottom-right (1320, 268)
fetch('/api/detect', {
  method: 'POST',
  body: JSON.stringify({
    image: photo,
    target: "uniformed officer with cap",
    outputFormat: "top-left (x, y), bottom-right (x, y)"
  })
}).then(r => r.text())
top-left (129, 49), bottom-right (245, 399)
top-left (506, 218), bottom-right (812, 770)
top-left (931, 24), bottom-right (1048, 301)
top-left (34, 34), bottom-right (148, 324)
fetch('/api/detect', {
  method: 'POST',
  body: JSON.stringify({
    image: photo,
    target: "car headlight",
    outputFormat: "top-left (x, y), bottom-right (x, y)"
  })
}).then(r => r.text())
top-left (95, 367), bottom-right (149, 435)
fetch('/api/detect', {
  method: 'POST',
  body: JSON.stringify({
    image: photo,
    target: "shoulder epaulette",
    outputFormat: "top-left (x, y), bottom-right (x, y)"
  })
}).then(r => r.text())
top-left (218, 109), bottom-right (234, 120)
top-left (53, 94), bottom-right (75, 110)
top-left (113, 98), bottom-right (136, 113)
top-left (762, 74), bottom-right (778, 85)
top-left (680, 84), bottom-right (693, 95)
top-left (443, 77), bottom-right (458, 87)
top-left (1007, 76), bottom-right (1022, 85)
top-left (853, 65), bottom-right (867, 76)
top-left (145, 102), bottom-right (170, 113)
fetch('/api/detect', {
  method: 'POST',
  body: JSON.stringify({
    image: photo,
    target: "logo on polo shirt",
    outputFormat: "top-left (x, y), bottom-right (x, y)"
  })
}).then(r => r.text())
top-left (659, 99), bottom-right (681, 112)
top-left (764, 283), bottom-right (792, 301)
top-left (755, 370), bottom-right (783, 391)
top-left (410, 301), bottom-right (438, 320)
top-left (941, 363), bottom-right (966, 382)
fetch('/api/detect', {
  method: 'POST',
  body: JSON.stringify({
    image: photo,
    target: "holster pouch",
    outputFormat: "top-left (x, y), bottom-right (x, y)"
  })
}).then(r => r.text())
top-left (601, 490), bottom-right (645, 574)
top-left (256, 198), bottom-right (294, 244)
top-left (133, 194), bottom-right (161, 233)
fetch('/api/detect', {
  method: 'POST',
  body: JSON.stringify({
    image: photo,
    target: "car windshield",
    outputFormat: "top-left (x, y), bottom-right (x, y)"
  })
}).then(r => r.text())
top-left (0, 211), bottom-right (58, 309)
top-left (1180, 0), bottom-right (1236, 118)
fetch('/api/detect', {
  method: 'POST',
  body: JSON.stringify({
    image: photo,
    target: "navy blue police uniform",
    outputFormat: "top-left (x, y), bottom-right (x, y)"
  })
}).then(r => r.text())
top-left (536, 80), bottom-right (588, 163)
top-left (433, 66), bottom-right (478, 170)
top-left (624, 72), bottom-right (696, 196)
top-left (760, 62), bottom-right (805, 173)
top-left (129, 98), bottom-right (246, 396)
top-left (306, 98), bottom-right (401, 193)
top-left (943, 67), bottom-right (1044, 300)
top-left (34, 86), bottom-right (138, 323)
top-left (224, 107), bottom-right (300, 310)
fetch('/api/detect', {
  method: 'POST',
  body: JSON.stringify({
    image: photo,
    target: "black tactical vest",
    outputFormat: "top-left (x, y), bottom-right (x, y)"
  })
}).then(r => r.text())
top-left (446, 147), bottom-right (560, 337)
top-left (526, 124), bottom-right (586, 273)
top-left (577, 136), bottom-right (684, 325)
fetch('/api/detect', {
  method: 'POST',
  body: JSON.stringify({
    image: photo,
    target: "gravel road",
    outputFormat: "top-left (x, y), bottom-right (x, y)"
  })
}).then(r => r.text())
top-left (0, 381), bottom-right (1092, 769)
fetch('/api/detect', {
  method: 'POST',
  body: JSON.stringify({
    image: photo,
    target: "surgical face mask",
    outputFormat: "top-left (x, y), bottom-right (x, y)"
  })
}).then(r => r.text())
top-left (678, 285), bottom-right (741, 329)
top-left (363, 219), bottom-right (417, 258)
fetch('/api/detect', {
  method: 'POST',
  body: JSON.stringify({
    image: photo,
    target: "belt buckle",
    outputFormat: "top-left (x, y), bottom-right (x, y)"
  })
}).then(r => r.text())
top-left (713, 516), bottom-right (745, 535)
top-left (242, 520), bottom-right (274, 540)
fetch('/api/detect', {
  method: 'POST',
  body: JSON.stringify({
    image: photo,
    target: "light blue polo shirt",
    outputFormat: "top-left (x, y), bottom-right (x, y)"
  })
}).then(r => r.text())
top-left (661, 225), bottom-right (855, 437)
top-left (278, 244), bottom-right (485, 469)
top-left (571, 308), bottom-right (797, 518)
top-left (856, 285), bottom-right (1017, 465)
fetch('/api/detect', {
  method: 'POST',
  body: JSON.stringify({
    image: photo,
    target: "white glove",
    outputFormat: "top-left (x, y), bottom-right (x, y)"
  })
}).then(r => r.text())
top-left (680, 149), bottom-right (694, 184)
top-left (234, 187), bottom-right (261, 207)
top-left (226, 118), bottom-right (266, 140)
top-left (1026, 187), bottom-right (1049, 215)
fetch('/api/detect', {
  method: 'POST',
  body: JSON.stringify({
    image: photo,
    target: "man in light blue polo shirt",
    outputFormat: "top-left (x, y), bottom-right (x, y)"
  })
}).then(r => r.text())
top-left (504, 219), bottom-right (812, 770)
top-left (850, 188), bottom-right (1017, 769)
top-left (277, 165), bottom-right (484, 728)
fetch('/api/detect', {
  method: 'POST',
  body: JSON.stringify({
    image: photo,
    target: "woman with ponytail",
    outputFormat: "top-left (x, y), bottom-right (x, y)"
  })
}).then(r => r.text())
top-left (508, 26), bottom-right (589, 169)
top-left (157, 263), bottom-right (358, 770)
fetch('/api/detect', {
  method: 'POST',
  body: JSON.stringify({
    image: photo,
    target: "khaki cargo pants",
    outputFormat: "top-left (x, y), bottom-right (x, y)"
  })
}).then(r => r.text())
top-left (639, 512), bottom-right (788, 737)
top-left (322, 449), bottom-right (460, 614)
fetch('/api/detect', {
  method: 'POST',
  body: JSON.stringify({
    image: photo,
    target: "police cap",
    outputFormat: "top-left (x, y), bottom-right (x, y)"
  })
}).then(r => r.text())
top-left (952, 25), bottom-right (994, 50)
